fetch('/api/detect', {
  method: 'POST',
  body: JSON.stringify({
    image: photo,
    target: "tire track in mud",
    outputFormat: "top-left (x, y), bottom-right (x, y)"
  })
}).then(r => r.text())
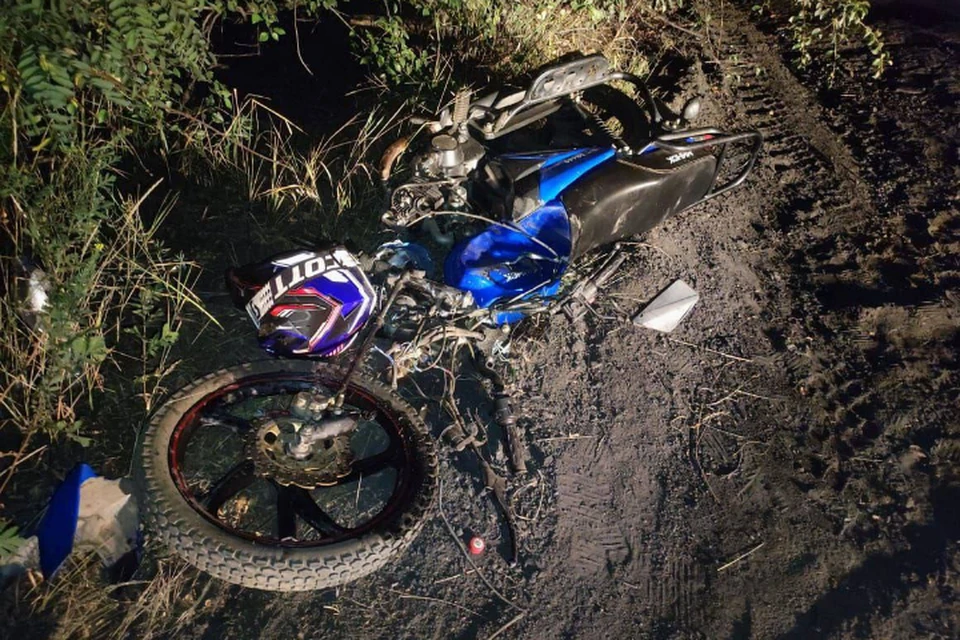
top-left (706, 5), bottom-right (960, 637)
top-left (524, 330), bottom-right (635, 586)
top-left (631, 554), bottom-right (706, 630)
top-left (529, 10), bottom-right (903, 635)
top-left (555, 458), bottom-right (632, 576)
top-left (717, 22), bottom-right (870, 229)
top-left (706, 6), bottom-right (891, 486)
top-left (553, 340), bottom-right (712, 632)
top-left (715, 7), bottom-right (959, 497)
top-left (554, 458), bottom-right (710, 631)
top-left (489, 10), bottom-right (955, 639)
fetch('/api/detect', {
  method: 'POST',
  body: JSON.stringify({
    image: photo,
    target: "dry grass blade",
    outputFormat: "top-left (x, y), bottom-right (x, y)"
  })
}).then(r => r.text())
top-left (389, 588), bottom-right (485, 619)
top-left (11, 555), bottom-right (205, 640)
top-left (667, 337), bottom-right (756, 363)
top-left (717, 542), bottom-right (765, 573)
top-left (259, 103), bottom-right (405, 217)
top-left (487, 612), bottom-right (526, 640)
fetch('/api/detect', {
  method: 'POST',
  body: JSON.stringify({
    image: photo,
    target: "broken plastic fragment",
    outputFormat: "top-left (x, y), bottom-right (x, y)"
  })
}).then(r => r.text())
top-left (632, 280), bottom-right (699, 333)
top-left (37, 463), bottom-right (97, 578)
top-left (32, 464), bottom-right (140, 580)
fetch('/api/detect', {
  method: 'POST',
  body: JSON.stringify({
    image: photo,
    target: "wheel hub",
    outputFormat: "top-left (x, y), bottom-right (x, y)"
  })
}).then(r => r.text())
top-left (246, 417), bottom-right (354, 489)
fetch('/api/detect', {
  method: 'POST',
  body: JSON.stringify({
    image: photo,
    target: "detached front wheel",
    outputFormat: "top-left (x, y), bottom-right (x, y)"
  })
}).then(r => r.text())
top-left (136, 361), bottom-right (438, 591)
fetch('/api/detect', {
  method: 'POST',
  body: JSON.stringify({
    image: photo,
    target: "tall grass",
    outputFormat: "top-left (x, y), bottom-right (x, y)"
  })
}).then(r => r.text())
top-left (0, 145), bottom-right (207, 499)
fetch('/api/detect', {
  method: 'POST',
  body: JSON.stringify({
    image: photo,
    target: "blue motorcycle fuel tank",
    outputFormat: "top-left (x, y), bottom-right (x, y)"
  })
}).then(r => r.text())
top-left (444, 146), bottom-right (615, 320)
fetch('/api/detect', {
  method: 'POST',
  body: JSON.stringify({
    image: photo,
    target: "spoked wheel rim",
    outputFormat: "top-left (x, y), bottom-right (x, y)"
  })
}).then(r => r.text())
top-left (168, 371), bottom-right (421, 548)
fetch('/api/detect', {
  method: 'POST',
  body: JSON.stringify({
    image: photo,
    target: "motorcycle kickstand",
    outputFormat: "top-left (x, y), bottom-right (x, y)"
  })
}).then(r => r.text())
top-left (479, 456), bottom-right (521, 567)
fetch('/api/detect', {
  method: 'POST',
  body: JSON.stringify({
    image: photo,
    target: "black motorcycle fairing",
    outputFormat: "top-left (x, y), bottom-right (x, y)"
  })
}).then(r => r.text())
top-left (563, 153), bottom-right (718, 259)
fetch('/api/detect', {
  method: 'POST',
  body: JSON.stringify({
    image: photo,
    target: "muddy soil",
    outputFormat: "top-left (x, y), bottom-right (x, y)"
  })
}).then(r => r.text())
top-left (5, 3), bottom-right (958, 639)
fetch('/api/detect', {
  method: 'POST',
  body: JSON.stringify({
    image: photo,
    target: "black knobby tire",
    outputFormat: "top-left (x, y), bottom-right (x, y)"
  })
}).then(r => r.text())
top-left (135, 360), bottom-right (438, 591)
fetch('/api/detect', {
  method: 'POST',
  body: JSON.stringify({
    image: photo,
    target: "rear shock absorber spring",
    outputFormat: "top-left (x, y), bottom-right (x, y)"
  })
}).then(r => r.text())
top-left (573, 93), bottom-right (629, 152)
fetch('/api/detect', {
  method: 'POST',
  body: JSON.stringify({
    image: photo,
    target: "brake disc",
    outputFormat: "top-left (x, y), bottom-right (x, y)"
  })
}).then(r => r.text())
top-left (247, 417), bottom-right (354, 489)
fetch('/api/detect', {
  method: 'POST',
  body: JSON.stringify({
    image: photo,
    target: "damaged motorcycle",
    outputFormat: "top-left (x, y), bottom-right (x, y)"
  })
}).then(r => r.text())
top-left (136, 54), bottom-right (762, 591)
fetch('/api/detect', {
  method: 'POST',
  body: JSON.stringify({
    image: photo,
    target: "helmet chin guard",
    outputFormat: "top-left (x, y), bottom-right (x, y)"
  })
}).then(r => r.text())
top-left (226, 247), bottom-right (376, 358)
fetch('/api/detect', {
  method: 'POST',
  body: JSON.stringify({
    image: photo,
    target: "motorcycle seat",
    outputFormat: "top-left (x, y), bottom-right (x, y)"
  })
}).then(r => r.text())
top-left (563, 147), bottom-right (718, 258)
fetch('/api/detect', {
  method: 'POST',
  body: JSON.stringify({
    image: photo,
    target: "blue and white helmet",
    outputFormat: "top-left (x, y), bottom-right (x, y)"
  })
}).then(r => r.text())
top-left (227, 247), bottom-right (377, 358)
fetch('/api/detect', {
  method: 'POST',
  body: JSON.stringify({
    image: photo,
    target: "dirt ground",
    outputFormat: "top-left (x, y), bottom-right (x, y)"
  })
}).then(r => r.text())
top-left (4, 2), bottom-right (959, 639)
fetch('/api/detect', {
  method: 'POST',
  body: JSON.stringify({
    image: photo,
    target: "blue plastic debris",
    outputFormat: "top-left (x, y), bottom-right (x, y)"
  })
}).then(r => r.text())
top-left (37, 463), bottom-right (98, 578)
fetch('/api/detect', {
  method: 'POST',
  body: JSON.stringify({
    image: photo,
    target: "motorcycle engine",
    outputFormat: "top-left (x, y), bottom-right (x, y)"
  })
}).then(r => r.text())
top-left (414, 135), bottom-right (460, 177)
top-left (385, 132), bottom-right (485, 230)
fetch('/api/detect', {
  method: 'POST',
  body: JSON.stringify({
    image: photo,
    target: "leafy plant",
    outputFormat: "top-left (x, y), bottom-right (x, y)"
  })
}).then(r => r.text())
top-left (354, 12), bottom-right (431, 85)
top-left (0, 1), bottom-right (243, 498)
top-left (0, 143), bottom-right (206, 482)
top-left (3, 1), bottom-right (218, 149)
top-left (0, 519), bottom-right (24, 559)
top-left (768, 0), bottom-right (891, 79)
